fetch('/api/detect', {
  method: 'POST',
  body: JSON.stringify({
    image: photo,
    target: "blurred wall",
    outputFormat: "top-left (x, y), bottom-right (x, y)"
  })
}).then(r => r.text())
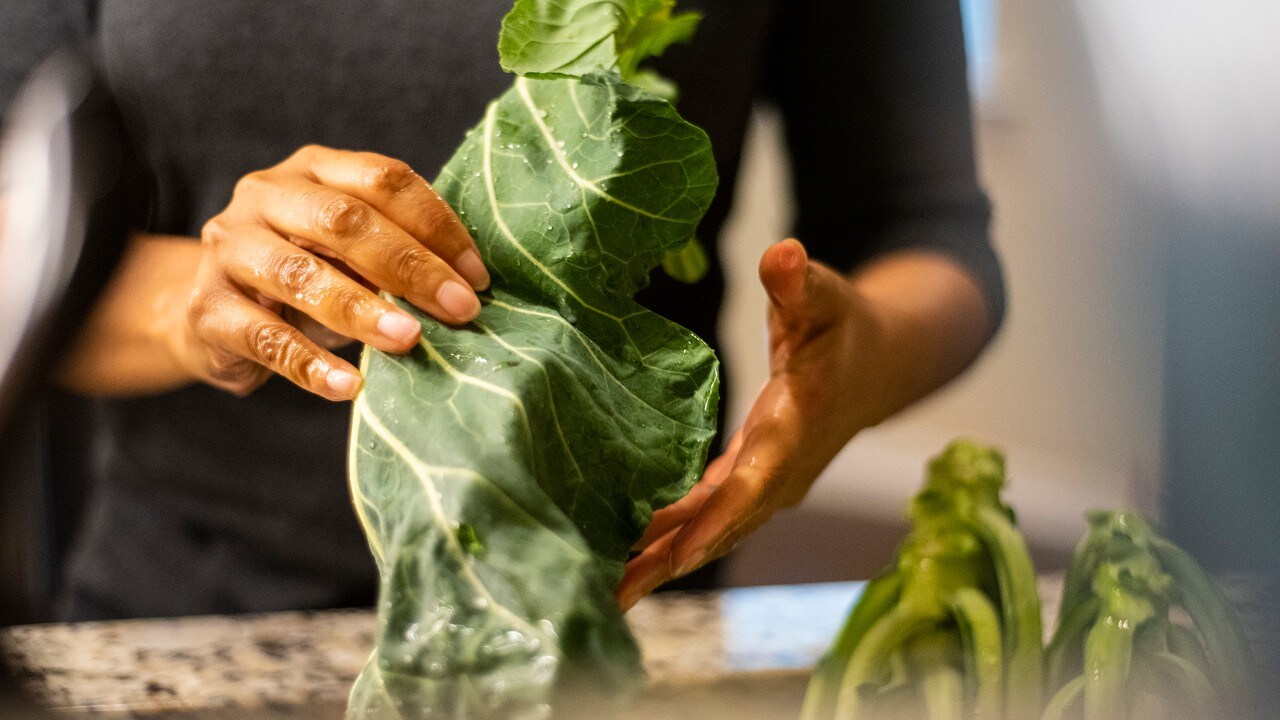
top-left (720, 0), bottom-right (1165, 584)
top-left (1074, 0), bottom-right (1280, 691)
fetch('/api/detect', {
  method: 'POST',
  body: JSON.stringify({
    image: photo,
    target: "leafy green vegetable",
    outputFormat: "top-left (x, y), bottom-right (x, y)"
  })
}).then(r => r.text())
top-left (345, 2), bottom-right (718, 717)
top-left (1043, 511), bottom-right (1257, 720)
top-left (801, 440), bottom-right (1043, 720)
top-left (808, 444), bottom-right (1258, 720)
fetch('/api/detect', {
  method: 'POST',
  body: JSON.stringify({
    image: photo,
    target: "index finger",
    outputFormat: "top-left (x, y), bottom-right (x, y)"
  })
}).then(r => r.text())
top-left (293, 146), bottom-right (489, 290)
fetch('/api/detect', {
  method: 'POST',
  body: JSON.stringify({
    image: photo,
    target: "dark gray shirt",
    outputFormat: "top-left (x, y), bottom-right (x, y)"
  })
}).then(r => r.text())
top-left (1, 0), bottom-right (1002, 619)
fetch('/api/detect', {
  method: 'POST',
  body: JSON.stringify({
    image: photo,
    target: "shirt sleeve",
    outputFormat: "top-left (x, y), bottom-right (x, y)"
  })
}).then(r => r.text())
top-left (1, 1), bottom-right (95, 114)
top-left (763, 0), bottom-right (1006, 332)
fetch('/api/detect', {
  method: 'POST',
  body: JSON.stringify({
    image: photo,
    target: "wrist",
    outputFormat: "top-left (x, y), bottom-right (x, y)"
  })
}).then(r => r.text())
top-left (844, 251), bottom-right (991, 425)
top-left (842, 283), bottom-right (919, 430)
top-left (57, 235), bottom-right (204, 395)
top-left (160, 280), bottom-right (201, 386)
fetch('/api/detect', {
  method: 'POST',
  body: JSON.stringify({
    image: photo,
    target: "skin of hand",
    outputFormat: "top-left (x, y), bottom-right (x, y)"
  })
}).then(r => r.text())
top-left (616, 238), bottom-right (993, 610)
top-left (57, 145), bottom-right (490, 400)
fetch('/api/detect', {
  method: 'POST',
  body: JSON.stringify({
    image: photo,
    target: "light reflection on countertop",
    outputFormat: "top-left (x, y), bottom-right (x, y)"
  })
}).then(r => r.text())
top-left (721, 582), bottom-right (864, 672)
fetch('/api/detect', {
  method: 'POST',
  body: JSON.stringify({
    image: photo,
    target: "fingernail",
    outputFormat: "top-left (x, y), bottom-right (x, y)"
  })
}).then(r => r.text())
top-left (456, 250), bottom-right (490, 291)
top-left (326, 367), bottom-right (361, 398)
top-left (437, 280), bottom-right (480, 321)
top-left (377, 310), bottom-right (420, 344)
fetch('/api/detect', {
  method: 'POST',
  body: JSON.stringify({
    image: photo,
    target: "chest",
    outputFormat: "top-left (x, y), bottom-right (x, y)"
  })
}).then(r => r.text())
top-left (97, 0), bottom-right (512, 163)
top-left (90, 0), bottom-right (775, 232)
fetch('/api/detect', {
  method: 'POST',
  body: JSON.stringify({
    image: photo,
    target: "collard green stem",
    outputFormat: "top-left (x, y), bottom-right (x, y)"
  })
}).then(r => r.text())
top-left (973, 504), bottom-right (1043, 719)
top-left (1045, 595), bottom-right (1099, 697)
top-left (802, 573), bottom-right (903, 720)
top-left (872, 683), bottom-right (926, 720)
top-left (1083, 615), bottom-right (1135, 720)
top-left (920, 661), bottom-right (967, 720)
top-left (1143, 651), bottom-right (1216, 720)
top-left (883, 648), bottom-right (912, 693)
top-left (1059, 528), bottom-right (1106, 635)
top-left (1150, 538), bottom-right (1255, 703)
top-left (833, 607), bottom-right (933, 720)
top-left (948, 587), bottom-right (1005, 720)
top-left (1164, 623), bottom-right (1211, 679)
top-left (1040, 675), bottom-right (1083, 720)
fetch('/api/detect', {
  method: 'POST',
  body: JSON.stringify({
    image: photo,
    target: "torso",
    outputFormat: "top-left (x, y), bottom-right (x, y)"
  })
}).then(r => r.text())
top-left (64, 0), bottom-right (776, 618)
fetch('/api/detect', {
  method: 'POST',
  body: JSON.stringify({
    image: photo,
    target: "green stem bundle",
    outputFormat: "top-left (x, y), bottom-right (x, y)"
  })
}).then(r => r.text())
top-left (1041, 511), bottom-right (1257, 720)
top-left (801, 443), bottom-right (1258, 720)
top-left (801, 440), bottom-right (1042, 720)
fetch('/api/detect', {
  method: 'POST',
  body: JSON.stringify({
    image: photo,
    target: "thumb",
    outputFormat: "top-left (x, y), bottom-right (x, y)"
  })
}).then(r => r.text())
top-left (759, 238), bottom-right (847, 333)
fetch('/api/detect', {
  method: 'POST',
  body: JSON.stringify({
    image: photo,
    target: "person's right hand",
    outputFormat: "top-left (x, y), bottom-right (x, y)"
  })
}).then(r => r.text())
top-left (176, 145), bottom-right (489, 401)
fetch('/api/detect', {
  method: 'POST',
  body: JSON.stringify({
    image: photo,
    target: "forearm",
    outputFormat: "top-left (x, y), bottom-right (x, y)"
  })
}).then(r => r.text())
top-left (56, 234), bottom-right (200, 395)
top-left (848, 249), bottom-right (993, 427)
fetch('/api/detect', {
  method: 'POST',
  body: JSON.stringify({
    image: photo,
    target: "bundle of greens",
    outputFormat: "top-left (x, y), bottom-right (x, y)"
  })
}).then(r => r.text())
top-left (804, 440), bottom-right (1260, 720)
top-left (345, 1), bottom-right (719, 717)
top-left (1041, 511), bottom-right (1256, 720)
top-left (801, 440), bottom-right (1043, 720)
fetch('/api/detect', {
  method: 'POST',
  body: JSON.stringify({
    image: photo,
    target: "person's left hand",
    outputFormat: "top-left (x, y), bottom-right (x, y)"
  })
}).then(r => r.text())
top-left (617, 238), bottom-right (888, 610)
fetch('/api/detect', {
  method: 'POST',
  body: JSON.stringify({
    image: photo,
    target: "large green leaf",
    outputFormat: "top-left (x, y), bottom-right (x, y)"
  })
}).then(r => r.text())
top-left (346, 71), bottom-right (719, 718)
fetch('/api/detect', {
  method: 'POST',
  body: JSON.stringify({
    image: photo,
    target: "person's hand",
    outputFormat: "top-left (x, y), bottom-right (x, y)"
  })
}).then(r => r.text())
top-left (174, 145), bottom-right (489, 401)
top-left (617, 239), bottom-right (886, 610)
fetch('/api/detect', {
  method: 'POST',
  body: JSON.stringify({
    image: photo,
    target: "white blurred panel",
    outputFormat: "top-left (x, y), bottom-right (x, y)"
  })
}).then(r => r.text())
top-left (1076, 0), bottom-right (1280, 219)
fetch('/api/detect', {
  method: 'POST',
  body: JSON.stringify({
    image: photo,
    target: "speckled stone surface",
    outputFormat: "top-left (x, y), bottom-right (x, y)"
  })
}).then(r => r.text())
top-left (1, 590), bottom-right (738, 717)
top-left (0, 580), bottom-right (1067, 718)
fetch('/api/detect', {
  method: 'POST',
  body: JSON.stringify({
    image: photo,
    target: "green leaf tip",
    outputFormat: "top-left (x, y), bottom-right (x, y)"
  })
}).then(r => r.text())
top-left (927, 439), bottom-right (1006, 488)
top-left (662, 238), bottom-right (709, 283)
top-left (912, 439), bottom-right (1007, 523)
top-left (499, 0), bottom-right (701, 80)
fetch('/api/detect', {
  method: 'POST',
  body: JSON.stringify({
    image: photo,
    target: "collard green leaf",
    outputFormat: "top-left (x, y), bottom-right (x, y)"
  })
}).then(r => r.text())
top-left (346, 71), bottom-right (720, 719)
top-left (499, 0), bottom-right (701, 79)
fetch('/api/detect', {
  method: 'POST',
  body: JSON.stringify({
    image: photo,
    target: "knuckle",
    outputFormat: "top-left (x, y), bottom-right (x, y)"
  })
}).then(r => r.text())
top-left (232, 171), bottom-right (268, 199)
top-left (289, 144), bottom-right (323, 164)
top-left (200, 216), bottom-right (232, 248)
top-left (244, 321), bottom-right (316, 382)
top-left (314, 195), bottom-right (373, 237)
top-left (206, 352), bottom-right (263, 396)
top-left (267, 252), bottom-right (325, 297)
top-left (364, 160), bottom-right (419, 196)
top-left (329, 285), bottom-right (373, 325)
top-left (185, 288), bottom-right (214, 328)
top-left (415, 198), bottom-right (460, 240)
top-left (389, 248), bottom-right (439, 288)
top-left (183, 283), bottom-right (231, 340)
top-left (245, 321), bottom-right (293, 364)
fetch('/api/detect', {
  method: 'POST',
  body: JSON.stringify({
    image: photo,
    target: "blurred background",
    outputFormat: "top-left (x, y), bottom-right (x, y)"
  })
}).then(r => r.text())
top-left (720, 0), bottom-right (1279, 587)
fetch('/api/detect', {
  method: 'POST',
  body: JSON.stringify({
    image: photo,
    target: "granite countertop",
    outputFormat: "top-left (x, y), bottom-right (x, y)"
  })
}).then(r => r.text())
top-left (0, 581), bottom-right (1066, 719)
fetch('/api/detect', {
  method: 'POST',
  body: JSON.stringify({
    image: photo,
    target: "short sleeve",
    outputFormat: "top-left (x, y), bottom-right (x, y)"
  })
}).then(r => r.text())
top-left (763, 0), bottom-right (1006, 332)
top-left (1, 1), bottom-right (95, 114)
